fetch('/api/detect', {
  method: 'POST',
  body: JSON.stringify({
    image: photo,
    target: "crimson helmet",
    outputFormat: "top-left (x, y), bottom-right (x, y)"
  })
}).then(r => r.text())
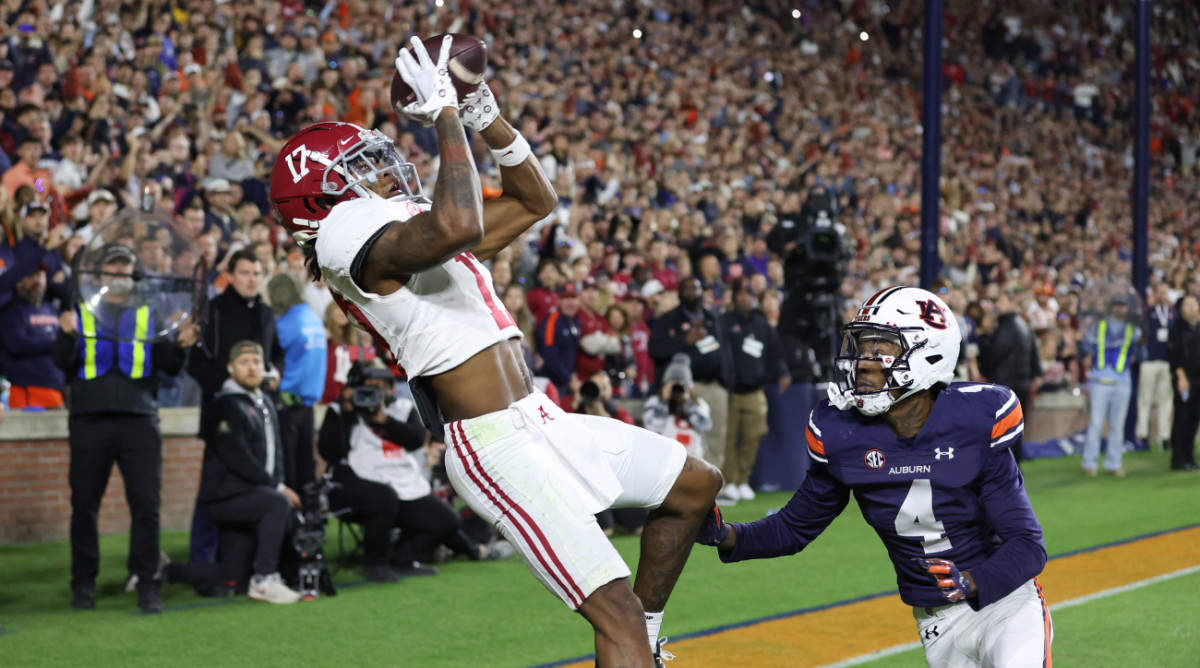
top-left (269, 122), bottom-right (423, 245)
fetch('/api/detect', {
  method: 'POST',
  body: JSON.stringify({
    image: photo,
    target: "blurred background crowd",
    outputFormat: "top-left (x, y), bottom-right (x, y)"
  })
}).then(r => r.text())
top-left (1, 0), bottom-right (1199, 601)
top-left (3, 0), bottom-right (1199, 411)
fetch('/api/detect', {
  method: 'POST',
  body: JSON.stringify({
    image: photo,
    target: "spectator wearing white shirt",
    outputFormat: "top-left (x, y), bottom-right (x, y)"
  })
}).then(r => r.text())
top-left (642, 354), bottom-right (713, 473)
top-left (72, 189), bottom-right (117, 244)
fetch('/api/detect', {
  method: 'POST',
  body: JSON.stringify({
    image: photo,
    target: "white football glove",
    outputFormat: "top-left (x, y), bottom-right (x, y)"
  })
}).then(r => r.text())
top-left (459, 81), bottom-right (500, 132)
top-left (395, 35), bottom-right (459, 125)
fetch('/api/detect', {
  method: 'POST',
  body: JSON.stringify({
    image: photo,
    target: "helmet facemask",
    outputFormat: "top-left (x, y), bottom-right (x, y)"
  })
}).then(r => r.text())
top-left (320, 129), bottom-right (424, 203)
top-left (831, 325), bottom-right (927, 416)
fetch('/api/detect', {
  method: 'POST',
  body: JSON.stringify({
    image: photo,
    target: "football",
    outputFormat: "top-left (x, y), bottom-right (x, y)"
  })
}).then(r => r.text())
top-left (391, 33), bottom-right (488, 111)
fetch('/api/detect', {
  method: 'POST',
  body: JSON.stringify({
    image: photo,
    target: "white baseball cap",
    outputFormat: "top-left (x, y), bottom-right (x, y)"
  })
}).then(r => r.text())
top-left (640, 279), bottom-right (665, 299)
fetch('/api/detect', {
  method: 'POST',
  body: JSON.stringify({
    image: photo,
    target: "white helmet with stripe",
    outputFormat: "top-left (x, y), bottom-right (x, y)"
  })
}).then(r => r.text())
top-left (828, 286), bottom-right (961, 416)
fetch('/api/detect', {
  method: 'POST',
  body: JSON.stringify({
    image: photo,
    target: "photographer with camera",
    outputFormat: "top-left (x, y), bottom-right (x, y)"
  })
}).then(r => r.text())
top-left (169, 341), bottom-right (303, 604)
top-left (318, 361), bottom-right (512, 583)
top-left (569, 371), bottom-right (634, 425)
top-left (642, 354), bottom-right (713, 463)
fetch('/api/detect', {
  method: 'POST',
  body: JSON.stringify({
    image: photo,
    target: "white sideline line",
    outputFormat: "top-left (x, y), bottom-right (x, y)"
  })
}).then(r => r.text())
top-left (1048, 564), bottom-right (1200, 610)
top-left (817, 564), bottom-right (1200, 668)
top-left (818, 641), bottom-right (924, 667)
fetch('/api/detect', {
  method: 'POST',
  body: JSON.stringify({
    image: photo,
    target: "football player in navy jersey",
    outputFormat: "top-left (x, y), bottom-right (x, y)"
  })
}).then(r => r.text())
top-left (696, 286), bottom-right (1052, 667)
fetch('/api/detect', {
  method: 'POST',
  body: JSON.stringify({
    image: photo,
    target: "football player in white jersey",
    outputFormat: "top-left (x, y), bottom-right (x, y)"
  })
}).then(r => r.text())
top-left (269, 37), bottom-right (721, 668)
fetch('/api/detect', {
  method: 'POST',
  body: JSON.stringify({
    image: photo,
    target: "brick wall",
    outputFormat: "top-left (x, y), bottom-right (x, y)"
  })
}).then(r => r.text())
top-left (0, 399), bottom-right (1084, 546)
top-left (0, 435), bottom-right (204, 546)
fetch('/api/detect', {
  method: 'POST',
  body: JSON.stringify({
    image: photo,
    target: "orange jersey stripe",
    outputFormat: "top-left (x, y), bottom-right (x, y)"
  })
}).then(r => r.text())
top-left (544, 311), bottom-right (560, 347)
top-left (991, 401), bottom-right (1024, 439)
top-left (806, 428), bottom-right (826, 456)
top-left (1035, 577), bottom-right (1052, 666)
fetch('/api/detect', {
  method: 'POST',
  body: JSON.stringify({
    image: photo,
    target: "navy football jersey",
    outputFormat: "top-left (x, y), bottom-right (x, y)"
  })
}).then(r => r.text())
top-left (724, 383), bottom-right (1047, 610)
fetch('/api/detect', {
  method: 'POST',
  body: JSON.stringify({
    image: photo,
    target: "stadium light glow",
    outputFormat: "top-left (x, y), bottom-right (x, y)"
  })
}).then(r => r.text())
top-left (860, 31), bottom-right (869, 41)
top-left (435, 0), bottom-right (444, 5)
top-left (633, 29), bottom-right (643, 39)
top-left (792, 9), bottom-right (801, 19)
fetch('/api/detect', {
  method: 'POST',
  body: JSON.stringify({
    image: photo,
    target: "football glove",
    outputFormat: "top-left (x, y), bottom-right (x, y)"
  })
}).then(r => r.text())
top-left (913, 557), bottom-right (975, 603)
top-left (695, 504), bottom-right (731, 547)
top-left (459, 81), bottom-right (500, 132)
top-left (395, 35), bottom-right (459, 125)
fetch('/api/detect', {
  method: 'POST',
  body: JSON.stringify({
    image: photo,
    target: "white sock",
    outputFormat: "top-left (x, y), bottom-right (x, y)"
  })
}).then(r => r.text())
top-left (645, 611), bottom-right (664, 649)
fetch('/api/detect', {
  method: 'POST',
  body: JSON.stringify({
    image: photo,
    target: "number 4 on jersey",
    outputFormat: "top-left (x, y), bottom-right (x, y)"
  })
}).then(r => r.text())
top-left (894, 479), bottom-right (952, 554)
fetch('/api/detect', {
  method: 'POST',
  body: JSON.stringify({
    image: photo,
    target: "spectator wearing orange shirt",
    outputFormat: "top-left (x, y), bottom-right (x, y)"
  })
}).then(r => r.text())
top-left (2, 137), bottom-right (53, 203)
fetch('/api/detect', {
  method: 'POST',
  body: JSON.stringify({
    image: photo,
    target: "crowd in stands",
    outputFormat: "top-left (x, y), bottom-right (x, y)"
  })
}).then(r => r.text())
top-left (1, 0), bottom-right (1199, 599)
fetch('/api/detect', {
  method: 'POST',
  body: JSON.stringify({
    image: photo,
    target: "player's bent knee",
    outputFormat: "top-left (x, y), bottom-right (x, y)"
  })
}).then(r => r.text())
top-left (661, 456), bottom-right (722, 516)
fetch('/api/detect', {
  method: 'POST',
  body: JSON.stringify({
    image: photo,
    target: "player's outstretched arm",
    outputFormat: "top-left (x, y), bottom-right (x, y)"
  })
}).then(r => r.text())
top-left (361, 111), bottom-right (484, 288)
top-left (699, 468), bottom-right (850, 562)
top-left (459, 85), bottom-right (557, 262)
top-left (360, 36), bottom-right (484, 291)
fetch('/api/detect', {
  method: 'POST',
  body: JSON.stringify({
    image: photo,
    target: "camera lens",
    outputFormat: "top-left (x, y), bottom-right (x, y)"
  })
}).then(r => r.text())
top-left (579, 381), bottom-right (601, 404)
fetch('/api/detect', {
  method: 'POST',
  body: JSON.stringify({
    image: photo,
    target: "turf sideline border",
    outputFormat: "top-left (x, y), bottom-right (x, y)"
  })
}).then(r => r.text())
top-left (535, 522), bottom-right (1200, 668)
top-left (817, 563), bottom-right (1200, 668)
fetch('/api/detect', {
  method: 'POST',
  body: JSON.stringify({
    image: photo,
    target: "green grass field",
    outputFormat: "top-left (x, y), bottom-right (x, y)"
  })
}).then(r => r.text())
top-left (2, 450), bottom-right (1198, 667)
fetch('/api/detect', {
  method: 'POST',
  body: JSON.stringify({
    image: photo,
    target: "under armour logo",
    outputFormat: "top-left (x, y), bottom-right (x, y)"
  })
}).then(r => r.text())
top-left (925, 625), bottom-right (940, 640)
top-left (935, 447), bottom-right (955, 460)
top-left (538, 405), bottom-right (554, 424)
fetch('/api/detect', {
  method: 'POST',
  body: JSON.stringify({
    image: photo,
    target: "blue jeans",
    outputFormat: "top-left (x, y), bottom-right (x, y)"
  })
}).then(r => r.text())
top-left (1083, 381), bottom-right (1132, 472)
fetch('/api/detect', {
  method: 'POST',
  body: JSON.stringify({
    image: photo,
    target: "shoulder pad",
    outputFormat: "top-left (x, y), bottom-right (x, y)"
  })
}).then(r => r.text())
top-left (945, 382), bottom-right (1024, 451)
top-left (805, 400), bottom-right (845, 464)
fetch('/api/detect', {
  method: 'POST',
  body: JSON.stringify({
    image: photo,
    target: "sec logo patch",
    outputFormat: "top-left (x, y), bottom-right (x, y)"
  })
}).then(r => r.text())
top-left (864, 449), bottom-right (886, 470)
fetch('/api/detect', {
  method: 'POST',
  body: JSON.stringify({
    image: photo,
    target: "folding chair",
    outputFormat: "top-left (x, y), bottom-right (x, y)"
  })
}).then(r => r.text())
top-left (329, 507), bottom-right (366, 576)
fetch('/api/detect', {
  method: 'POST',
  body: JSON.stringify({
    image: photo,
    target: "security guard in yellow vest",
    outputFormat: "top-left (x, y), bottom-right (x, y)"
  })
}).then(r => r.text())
top-left (1080, 294), bottom-right (1145, 478)
top-left (52, 244), bottom-right (199, 613)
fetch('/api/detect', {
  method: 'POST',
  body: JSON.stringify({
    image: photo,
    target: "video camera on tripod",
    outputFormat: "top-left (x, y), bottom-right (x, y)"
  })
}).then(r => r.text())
top-left (286, 477), bottom-right (338, 600)
top-left (771, 186), bottom-right (850, 382)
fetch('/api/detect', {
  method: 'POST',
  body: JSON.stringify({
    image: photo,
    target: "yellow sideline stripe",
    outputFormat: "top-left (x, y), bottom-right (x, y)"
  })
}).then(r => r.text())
top-left (557, 526), bottom-right (1200, 668)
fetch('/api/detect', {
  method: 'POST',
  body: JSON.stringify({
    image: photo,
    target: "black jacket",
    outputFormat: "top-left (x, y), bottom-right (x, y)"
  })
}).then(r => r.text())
top-left (648, 305), bottom-right (734, 389)
top-left (979, 313), bottom-right (1041, 390)
top-left (197, 379), bottom-right (285, 504)
top-left (188, 288), bottom-right (285, 437)
top-left (721, 308), bottom-right (789, 393)
top-left (51, 306), bottom-right (187, 418)
top-left (1167, 319), bottom-right (1200, 379)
